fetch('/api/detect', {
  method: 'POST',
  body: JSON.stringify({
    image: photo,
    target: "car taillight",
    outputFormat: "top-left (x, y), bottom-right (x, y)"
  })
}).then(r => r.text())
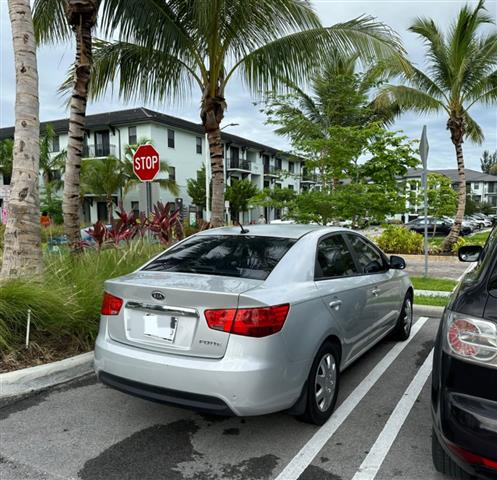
top-left (448, 444), bottom-right (497, 470)
top-left (101, 292), bottom-right (123, 315)
top-left (444, 311), bottom-right (497, 364)
top-left (204, 304), bottom-right (290, 338)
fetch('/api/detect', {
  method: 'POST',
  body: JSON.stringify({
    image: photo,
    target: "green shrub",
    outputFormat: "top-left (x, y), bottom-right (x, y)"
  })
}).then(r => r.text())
top-left (0, 240), bottom-right (165, 353)
top-left (375, 225), bottom-right (424, 254)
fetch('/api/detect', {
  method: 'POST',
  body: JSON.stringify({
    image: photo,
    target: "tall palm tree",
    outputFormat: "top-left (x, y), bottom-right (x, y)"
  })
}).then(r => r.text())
top-left (375, 0), bottom-right (497, 251)
top-left (85, 0), bottom-right (405, 227)
top-left (33, 0), bottom-right (99, 245)
top-left (2, 0), bottom-right (42, 278)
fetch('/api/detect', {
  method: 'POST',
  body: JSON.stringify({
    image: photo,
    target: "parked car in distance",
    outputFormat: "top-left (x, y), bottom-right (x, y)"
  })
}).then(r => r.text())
top-left (95, 225), bottom-right (413, 425)
top-left (407, 217), bottom-right (471, 236)
top-left (432, 225), bottom-right (497, 479)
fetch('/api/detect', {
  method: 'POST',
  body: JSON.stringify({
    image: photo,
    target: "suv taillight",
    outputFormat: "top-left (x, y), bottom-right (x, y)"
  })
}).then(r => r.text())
top-left (101, 292), bottom-right (123, 315)
top-left (205, 304), bottom-right (290, 338)
top-left (444, 310), bottom-right (497, 365)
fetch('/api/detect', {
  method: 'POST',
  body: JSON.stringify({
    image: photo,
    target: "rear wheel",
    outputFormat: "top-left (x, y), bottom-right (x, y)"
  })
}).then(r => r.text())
top-left (392, 293), bottom-right (413, 341)
top-left (300, 342), bottom-right (340, 425)
top-left (432, 429), bottom-right (474, 479)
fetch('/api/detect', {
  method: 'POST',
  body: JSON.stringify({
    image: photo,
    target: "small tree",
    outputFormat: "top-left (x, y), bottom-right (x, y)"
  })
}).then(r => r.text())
top-left (481, 150), bottom-right (497, 174)
top-left (186, 165), bottom-right (209, 212)
top-left (490, 164), bottom-right (497, 176)
top-left (225, 180), bottom-right (258, 222)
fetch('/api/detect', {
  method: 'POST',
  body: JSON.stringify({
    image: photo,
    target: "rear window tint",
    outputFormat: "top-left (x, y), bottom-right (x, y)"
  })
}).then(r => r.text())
top-left (142, 235), bottom-right (297, 280)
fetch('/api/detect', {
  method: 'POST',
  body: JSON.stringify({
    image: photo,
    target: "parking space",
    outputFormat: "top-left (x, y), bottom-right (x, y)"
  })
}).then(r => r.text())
top-left (0, 316), bottom-right (444, 480)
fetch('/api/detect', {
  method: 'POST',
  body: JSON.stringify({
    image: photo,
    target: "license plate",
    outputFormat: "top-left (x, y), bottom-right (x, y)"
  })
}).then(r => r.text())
top-left (143, 313), bottom-right (178, 342)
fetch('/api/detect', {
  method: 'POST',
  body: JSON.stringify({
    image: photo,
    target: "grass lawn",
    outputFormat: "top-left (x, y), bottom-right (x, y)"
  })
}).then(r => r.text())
top-left (411, 276), bottom-right (457, 292)
top-left (414, 295), bottom-right (449, 307)
top-left (428, 229), bottom-right (491, 249)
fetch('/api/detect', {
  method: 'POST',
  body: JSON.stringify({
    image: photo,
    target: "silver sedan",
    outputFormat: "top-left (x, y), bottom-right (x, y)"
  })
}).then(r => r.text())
top-left (94, 225), bottom-right (413, 425)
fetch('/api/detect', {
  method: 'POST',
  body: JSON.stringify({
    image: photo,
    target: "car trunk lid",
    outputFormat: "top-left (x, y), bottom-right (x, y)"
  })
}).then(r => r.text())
top-left (104, 271), bottom-right (262, 358)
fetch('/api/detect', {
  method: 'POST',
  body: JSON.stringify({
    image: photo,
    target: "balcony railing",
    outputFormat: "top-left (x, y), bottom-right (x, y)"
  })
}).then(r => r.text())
top-left (301, 174), bottom-right (318, 183)
top-left (83, 144), bottom-right (116, 158)
top-left (263, 165), bottom-right (278, 175)
top-left (228, 158), bottom-right (252, 171)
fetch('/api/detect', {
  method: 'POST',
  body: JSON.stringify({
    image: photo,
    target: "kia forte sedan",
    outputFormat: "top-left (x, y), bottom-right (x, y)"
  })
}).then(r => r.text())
top-left (432, 225), bottom-right (497, 479)
top-left (95, 225), bottom-right (413, 425)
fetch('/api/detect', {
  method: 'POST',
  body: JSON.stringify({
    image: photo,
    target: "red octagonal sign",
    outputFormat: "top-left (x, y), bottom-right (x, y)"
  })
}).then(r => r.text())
top-left (133, 144), bottom-right (160, 182)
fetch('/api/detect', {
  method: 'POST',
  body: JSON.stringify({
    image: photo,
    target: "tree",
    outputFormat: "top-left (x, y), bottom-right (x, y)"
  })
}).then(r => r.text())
top-left (481, 150), bottom-right (497, 174)
top-left (2, 0), bottom-right (42, 278)
top-left (33, 0), bottom-right (99, 246)
top-left (0, 139), bottom-right (14, 185)
top-left (375, 0), bottom-right (497, 251)
top-left (187, 165), bottom-right (209, 212)
top-left (84, 0), bottom-right (405, 227)
top-left (225, 180), bottom-right (258, 221)
top-left (490, 164), bottom-right (497, 176)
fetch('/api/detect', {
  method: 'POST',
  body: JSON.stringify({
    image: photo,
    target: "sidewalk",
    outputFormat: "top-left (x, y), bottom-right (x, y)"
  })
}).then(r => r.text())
top-left (402, 254), bottom-right (468, 280)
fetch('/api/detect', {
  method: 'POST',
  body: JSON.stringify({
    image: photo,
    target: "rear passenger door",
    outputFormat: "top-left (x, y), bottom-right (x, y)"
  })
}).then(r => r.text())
top-left (345, 234), bottom-right (401, 341)
top-left (313, 234), bottom-right (372, 366)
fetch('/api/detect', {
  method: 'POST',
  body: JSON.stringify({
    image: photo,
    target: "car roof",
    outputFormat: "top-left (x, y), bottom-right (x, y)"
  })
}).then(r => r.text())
top-left (197, 224), bottom-right (345, 239)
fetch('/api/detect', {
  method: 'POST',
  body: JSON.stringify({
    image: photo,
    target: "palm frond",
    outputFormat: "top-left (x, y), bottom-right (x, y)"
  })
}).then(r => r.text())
top-left (463, 110), bottom-right (484, 144)
top-left (33, 0), bottom-right (71, 44)
top-left (374, 85), bottom-right (446, 115)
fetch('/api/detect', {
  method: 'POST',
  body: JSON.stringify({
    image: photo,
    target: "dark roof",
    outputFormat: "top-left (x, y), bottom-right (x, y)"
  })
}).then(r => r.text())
top-left (405, 168), bottom-right (497, 183)
top-left (0, 107), bottom-right (282, 155)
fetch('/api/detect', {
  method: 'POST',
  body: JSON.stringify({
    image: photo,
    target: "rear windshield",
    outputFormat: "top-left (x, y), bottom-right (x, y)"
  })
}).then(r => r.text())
top-left (142, 235), bottom-right (297, 280)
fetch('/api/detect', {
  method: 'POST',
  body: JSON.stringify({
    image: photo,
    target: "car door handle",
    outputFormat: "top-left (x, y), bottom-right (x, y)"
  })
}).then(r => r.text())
top-left (329, 300), bottom-right (342, 311)
top-left (371, 287), bottom-right (381, 296)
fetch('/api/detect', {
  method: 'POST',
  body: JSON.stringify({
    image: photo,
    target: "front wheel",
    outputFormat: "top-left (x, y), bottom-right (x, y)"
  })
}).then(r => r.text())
top-left (300, 342), bottom-right (340, 425)
top-left (392, 294), bottom-right (413, 341)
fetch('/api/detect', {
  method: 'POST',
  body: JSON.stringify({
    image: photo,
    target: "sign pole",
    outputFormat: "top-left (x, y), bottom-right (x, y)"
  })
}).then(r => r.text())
top-left (420, 126), bottom-right (430, 278)
top-left (146, 181), bottom-right (152, 218)
top-left (205, 133), bottom-right (211, 222)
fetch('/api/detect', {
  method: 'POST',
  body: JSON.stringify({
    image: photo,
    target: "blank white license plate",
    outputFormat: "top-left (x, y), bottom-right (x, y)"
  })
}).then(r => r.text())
top-left (143, 313), bottom-right (178, 342)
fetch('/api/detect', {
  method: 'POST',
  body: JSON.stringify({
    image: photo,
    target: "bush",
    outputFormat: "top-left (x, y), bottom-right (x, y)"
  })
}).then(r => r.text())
top-left (375, 225), bottom-right (424, 254)
top-left (0, 241), bottom-right (165, 358)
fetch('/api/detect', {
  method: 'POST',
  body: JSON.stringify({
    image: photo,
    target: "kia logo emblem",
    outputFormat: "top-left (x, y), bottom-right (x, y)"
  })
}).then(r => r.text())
top-left (151, 291), bottom-right (165, 301)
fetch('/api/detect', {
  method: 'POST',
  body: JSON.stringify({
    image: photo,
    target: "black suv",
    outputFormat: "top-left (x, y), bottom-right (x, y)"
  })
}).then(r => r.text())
top-left (432, 226), bottom-right (497, 479)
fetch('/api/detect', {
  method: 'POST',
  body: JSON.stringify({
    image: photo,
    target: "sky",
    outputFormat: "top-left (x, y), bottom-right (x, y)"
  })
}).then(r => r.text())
top-left (0, 0), bottom-right (496, 172)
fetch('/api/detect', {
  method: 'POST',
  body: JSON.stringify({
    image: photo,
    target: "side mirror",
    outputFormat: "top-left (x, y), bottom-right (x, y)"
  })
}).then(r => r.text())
top-left (458, 245), bottom-right (483, 263)
top-left (390, 255), bottom-right (406, 270)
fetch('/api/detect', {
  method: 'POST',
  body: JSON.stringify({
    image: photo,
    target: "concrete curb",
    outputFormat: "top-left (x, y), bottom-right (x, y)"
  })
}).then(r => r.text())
top-left (0, 351), bottom-right (94, 400)
top-left (414, 289), bottom-right (451, 298)
top-left (414, 304), bottom-right (445, 318)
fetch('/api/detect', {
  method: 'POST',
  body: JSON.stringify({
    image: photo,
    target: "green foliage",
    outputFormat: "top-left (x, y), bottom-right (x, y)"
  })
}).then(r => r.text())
top-left (409, 174), bottom-right (457, 219)
top-left (0, 241), bottom-right (164, 353)
top-left (410, 277), bottom-right (457, 292)
top-left (414, 295), bottom-right (448, 307)
top-left (0, 138), bottom-right (13, 184)
top-left (478, 202), bottom-right (496, 215)
top-left (490, 164), bottom-right (497, 176)
top-left (40, 183), bottom-right (63, 224)
top-left (250, 187), bottom-right (297, 210)
top-left (186, 165), bottom-right (209, 210)
top-left (376, 225), bottom-right (424, 254)
top-left (481, 150), bottom-right (497, 174)
top-left (465, 195), bottom-right (478, 215)
top-left (225, 180), bottom-right (259, 220)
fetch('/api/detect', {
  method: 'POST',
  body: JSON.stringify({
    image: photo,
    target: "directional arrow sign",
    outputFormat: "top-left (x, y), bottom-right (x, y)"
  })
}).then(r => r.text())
top-left (419, 125), bottom-right (429, 170)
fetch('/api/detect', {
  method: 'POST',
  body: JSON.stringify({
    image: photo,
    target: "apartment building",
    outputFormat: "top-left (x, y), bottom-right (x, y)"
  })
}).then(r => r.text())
top-left (0, 107), bottom-right (304, 224)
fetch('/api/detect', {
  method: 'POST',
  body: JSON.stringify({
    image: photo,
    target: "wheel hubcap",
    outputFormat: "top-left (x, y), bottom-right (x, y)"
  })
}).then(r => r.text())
top-left (404, 299), bottom-right (412, 334)
top-left (314, 353), bottom-right (337, 412)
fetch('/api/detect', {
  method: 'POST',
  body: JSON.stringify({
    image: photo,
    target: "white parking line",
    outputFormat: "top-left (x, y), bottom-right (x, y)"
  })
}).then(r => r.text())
top-left (275, 317), bottom-right (430, 480)
top-left (351, 349), bottom-right (434, 480)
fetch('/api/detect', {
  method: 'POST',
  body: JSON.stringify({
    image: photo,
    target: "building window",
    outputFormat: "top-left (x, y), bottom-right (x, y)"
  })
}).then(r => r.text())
top-left (167, 129), bottom-right (175, 148)
top-left (264, 180), bottom-right (270, 189)
top-left (131, 201), bottom-right (139, 216)
top-left (168, 166), bottom-right (176, 181)
top-left (51, 135), bottom-right (60, 153)
top-left (474, 182), bottom-right (479, 190)
top-left (128, 126), bottom-right (137, 145)
top-left (196, 136), bottom-right (202, 154)
top-left (288, 161), bottom-right (294, 173)
top-left (275, 158), bottom-right (282, 170)
top-left (288, 184), bottom-right (294, 190)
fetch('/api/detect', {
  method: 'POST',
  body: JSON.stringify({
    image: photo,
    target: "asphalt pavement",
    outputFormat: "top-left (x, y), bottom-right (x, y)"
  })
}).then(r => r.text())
top-left (0, 316), bottom-right (446, 480)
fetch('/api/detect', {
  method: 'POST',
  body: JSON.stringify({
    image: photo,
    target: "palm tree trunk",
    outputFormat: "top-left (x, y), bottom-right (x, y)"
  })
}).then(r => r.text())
top-left (441, 134), bottom-right (466, 253)
top-left (63, 0), bottom-right (97, 246)
top-left (107, 196), bottom-right (113, 224)
top-left (1, 0), bottom-right (42, 279)
top-left (201, 90), bottom-right (226, 228)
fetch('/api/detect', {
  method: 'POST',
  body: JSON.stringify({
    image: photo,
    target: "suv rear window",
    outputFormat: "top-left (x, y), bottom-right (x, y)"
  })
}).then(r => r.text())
top-left (142, 235), bottom-right (297, 280)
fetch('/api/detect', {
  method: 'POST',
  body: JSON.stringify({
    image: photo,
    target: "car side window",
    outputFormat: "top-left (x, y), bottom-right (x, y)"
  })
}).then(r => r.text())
top-left (347, 235), bottom-right (387, 274)
top-left (315, 235), bottom-right (358, 279)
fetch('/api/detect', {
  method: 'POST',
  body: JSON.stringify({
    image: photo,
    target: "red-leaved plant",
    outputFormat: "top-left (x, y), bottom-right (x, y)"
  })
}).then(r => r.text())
top-left (148, 201), bottom-right (184, 245)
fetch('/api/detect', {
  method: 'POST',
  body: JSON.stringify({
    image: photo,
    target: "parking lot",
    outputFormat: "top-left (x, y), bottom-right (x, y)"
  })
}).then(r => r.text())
top-left (0, 316), bottom-right (446, 480)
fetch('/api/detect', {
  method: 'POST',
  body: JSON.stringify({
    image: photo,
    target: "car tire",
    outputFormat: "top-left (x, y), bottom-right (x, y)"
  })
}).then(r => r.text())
top-left (300, 342), bottom-right (340, 426)
top-left (432, 429), bottom-right (474, 479)
top-left (392, 293), bottom-right (413, 341)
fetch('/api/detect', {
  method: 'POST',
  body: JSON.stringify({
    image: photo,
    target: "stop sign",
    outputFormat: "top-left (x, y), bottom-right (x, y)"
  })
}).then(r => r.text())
top-left (133, 144), bottom-right (160, 181)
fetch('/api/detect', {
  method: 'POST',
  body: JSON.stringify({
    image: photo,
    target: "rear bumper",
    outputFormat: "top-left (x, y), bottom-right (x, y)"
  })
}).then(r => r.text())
top-left (432, 348), bottom-right (497, 479)
top-left (94, 327), bottom-right (306, 416)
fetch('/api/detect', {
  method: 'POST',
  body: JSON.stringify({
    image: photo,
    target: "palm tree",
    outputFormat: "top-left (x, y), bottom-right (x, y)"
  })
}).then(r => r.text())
top-left (84, 0), bottom-right (405, 227)
top-left (39, 125), bottom-right (67, 190)
top-left (375, 0), bottom-right (497, 251)
top-left (33, 0), bottom-right (99, 245)
top-left (2, 0), bottom-right (42, 278)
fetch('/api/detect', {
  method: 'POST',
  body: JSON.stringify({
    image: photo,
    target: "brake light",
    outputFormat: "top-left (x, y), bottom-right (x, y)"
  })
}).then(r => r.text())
top-left (448, 444), bottom-right (497, 470)
top-left (101, 292), bottom-right (123, 315)
top-left (444, 311), bottom-right (497, 364)
top-left (204, 304), bottom-right (290, 337)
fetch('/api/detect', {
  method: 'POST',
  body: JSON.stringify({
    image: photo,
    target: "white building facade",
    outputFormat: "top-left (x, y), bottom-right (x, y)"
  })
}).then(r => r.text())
top-left (0, 107), bottom-right (305, 225)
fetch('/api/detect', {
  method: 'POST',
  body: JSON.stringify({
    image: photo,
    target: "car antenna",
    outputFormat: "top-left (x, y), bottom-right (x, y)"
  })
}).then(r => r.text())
top-left (237, 221), bottom-right (249, 234)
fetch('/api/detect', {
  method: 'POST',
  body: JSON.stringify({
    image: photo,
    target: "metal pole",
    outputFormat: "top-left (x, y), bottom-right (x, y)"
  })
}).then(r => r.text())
top-left (420, 125), bottom-right (430, 277)
top-left (146, 181), bottom-right (152, 217)
top-left (204, 133), bottom-right (211, 221)
top-left (25, 309), bottom-right (31, 349)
